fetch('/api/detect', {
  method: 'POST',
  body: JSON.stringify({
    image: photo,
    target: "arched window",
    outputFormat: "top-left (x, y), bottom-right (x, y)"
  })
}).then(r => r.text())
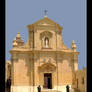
top-left (44, 37), bottom-right (49, 48)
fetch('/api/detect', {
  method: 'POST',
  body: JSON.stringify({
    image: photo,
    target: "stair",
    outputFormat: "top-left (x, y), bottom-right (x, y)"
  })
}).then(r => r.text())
top-left (41, 89), bottom-right (61, 92)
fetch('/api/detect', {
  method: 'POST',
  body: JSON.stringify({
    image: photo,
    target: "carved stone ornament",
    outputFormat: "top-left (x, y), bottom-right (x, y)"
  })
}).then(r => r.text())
top-left (38, 62), bottom-right (56, 72)
top-left (40, 31), bottom-right (52, 40)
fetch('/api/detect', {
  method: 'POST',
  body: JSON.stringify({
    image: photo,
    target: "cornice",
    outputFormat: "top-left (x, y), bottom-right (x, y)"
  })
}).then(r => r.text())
top-left (10, 49), bottom-right (79, 55)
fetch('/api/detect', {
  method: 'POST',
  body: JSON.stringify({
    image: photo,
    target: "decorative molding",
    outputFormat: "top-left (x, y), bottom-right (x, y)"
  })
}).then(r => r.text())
top-left (40, 31), bottom-right (53, 40)
top-left (38, 62), bottom-right (56, 72)
top-left (11, 58), bottom-right (18, 62)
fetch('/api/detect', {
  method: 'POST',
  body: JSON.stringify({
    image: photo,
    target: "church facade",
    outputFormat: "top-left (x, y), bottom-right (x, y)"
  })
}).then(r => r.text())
top-left (10, 16), bottom-right (79, 92)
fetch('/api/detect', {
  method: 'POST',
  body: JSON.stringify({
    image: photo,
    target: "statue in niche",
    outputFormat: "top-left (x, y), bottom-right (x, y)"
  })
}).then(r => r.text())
top-left (45, 37), bottom-right (49, 48)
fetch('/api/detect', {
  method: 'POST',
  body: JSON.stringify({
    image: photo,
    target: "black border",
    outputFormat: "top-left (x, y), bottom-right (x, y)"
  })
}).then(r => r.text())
top-left (87, 0), bottom-right (89, 91)
top-left (0, 0), bottom-right (5, 91)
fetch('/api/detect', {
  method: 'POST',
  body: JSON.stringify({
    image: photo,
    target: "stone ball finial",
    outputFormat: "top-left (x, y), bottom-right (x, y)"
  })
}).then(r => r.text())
top-left (16, 32), bottom-right (21, 40)
top-left (13, 41), bottom-right (17, 47)
top-left (16, 32), bottom-right (21, 38)
top-left (72, 40), bottom-right (77, 51)
top-left (13, 38), bottom-right (17, 47)
top-left (13, 37), bottom-right (16, 41)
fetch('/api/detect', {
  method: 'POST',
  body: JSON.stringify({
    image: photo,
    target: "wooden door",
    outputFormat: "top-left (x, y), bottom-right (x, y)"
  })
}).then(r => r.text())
top-left (43, 73), bottom-right (52, 89)
top-left (44, 75), bottom-right (48, 88)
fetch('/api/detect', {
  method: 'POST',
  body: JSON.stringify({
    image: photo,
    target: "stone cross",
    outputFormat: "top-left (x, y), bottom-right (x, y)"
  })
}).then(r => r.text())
top-left (44, 10), bottom-right (48, 17)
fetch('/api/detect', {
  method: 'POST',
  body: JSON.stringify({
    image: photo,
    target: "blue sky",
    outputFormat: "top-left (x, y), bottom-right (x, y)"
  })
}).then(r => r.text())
top-left (6, 0), bottom-right (86, 69)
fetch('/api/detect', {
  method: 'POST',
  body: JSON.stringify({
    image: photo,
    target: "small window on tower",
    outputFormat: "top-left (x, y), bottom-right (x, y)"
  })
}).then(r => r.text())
top-left (44, 37), bottom-right (49, 48)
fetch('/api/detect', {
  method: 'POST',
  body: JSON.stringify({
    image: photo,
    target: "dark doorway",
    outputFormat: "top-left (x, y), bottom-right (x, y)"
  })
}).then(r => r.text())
top-left (43, 73), bottom-right (52, 89)
top-left (77, 79), bottom-right (78, 88)
top-left (6, 78), bottom-right (11, 92)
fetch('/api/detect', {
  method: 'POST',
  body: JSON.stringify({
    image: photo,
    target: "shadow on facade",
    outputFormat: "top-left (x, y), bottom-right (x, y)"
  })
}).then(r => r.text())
top-left (5, 78), bottom-right (11, 92)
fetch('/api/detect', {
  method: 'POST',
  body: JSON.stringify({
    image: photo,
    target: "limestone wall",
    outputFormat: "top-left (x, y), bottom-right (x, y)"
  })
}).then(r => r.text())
top-left (75, 68), bottom-right (86, 92)
top-left (6, 60), bottom-right (11, 81)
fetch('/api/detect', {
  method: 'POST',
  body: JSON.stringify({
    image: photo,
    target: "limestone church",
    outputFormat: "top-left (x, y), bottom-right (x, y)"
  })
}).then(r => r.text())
top-left (10, 15), bottom-right (80, 92)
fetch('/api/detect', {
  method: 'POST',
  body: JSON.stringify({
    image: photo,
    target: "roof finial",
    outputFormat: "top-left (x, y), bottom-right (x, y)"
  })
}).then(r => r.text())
top-left (72, 40), bottom-right (77, 52)
top-left (44, 10), bottom-right (48, 17)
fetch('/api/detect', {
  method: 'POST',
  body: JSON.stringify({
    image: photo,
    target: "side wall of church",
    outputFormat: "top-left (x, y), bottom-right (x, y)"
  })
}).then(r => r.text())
top-left (75, 68), bottom-right (86, 92)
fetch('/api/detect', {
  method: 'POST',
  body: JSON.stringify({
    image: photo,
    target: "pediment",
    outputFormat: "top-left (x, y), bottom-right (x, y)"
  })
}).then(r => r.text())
top-left (34, 17), bottom-right (59, 27)
top-left (27, 17), bottom-right (63, 32)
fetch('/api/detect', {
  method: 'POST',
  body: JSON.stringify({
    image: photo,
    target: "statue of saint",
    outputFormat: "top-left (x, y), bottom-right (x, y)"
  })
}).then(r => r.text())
top-left (45, 37), bottom-right (49, 48)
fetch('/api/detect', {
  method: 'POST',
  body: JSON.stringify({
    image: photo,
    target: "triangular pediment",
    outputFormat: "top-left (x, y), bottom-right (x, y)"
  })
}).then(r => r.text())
top-left (33, 17), bottom-right (59, 26)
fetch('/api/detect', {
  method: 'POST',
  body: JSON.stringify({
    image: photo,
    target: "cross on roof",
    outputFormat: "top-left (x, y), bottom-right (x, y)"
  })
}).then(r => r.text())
top-left (44, 10), bottom-right (48, 17)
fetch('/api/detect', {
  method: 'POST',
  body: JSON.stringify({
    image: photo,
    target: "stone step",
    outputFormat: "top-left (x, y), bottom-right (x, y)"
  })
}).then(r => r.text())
top-left (41, 89), bottom-right (61, 92)
top-left (41, 91), bottom-right (60, 92)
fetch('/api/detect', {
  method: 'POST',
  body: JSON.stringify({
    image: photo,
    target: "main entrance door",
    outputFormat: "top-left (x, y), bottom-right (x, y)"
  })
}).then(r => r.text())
top-left (43, 73), bottom-right (52, 89)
